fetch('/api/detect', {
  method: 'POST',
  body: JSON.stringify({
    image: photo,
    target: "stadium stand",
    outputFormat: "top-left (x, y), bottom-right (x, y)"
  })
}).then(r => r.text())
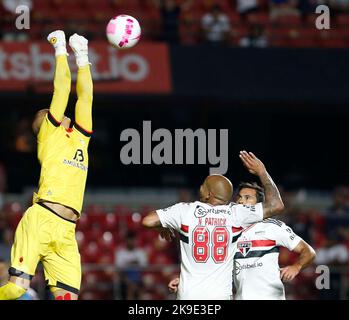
top-left (1, 0), bottom-right (348, 47)
top-left (1, 186), bottom-right (349, 299)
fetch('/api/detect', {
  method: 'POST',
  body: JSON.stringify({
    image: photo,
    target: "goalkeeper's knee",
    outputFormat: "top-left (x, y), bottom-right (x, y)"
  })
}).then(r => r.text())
top-left (0, 282), bottom-right (26, 300)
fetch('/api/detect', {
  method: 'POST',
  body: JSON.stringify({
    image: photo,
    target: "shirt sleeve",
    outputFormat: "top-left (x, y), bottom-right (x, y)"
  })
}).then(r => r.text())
top-left (231, 203), bottom-right (264, 228)
top-left (156, 202), bottom-right (187, 231)
top-left (273, 222), bottom-right (302, 251)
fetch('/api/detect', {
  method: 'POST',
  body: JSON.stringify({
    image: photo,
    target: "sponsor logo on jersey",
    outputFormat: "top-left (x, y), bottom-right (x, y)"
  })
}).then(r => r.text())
top-left (234, 260), bottom-right (263, 275)
top-left (237, 241), bottom-right (252, 257)
top-left (243, 204), bottom-right (256, 212)
top-left (255, 231), bottom-right (265, 235)
top-left (194, 205), bottom-right (231, 218)
top-left (63, 159), bottom-right (88, 171)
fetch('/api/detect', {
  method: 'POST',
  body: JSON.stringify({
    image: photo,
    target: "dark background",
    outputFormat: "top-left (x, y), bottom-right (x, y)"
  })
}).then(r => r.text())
top-left (1, 47), bottom-right (348, 192)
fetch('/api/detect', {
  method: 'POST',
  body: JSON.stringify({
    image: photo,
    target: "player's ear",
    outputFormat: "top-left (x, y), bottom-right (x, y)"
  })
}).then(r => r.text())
top-left (61, 116), bottom-right (71, 129)
top-left (32, 109), bottom-right (49, 135)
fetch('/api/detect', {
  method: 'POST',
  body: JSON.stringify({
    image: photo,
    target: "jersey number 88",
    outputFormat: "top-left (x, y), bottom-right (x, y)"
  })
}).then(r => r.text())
top-left (192, 226), bottom-right (229, 263)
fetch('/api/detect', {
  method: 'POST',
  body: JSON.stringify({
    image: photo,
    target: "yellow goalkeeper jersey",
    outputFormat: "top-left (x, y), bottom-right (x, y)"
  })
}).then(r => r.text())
top-left (34, 112), bottom-right (92, 216)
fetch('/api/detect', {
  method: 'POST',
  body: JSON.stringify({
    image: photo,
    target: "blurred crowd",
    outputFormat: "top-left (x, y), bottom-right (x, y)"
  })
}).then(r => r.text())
top-left (0, 0), bottom-right (349, 47)
top-left (1, 179), bottom-right (349, 299)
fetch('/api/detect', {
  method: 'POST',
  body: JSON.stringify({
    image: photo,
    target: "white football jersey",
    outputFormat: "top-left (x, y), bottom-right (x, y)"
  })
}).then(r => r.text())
top-left (233, 219), bottom-right (302, 300)
top-left (157, 201), bottom-right (264, 300)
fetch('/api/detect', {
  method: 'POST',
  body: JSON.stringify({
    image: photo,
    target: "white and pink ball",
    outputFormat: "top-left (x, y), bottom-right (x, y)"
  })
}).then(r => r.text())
top-left (106, 15), bottom-right (141, 49)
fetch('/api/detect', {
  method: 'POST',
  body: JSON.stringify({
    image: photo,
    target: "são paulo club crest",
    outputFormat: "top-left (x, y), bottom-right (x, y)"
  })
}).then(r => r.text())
top-left (237, 241), bottom-right (252, 257)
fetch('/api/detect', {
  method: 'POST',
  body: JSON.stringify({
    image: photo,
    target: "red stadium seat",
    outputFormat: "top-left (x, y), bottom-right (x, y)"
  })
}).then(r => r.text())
top-left (338, 28), bottom-right (349, 39)
top-left (335, 14), bottom-right (349, 26)
top-left (98, 231), bottom-right (116, 251)
top-left (114, 204), bottom-right (132, 215)
top-left (104, 213), bottom-right (119, 231)
top-left (272, 14), bottom-right (302, 26)
top-left (227, 11), bottom-right (241, 24)
top-left (305, 14), bottom-right (318, 27)
top-left (258, 0), bottom-right (269, 10)
top-left (76, 214), bottom-right (89, 231)
top-left (82, 0), bottom-right (111, 11)
top-left (319, 38), bottom-right (347, 48)
top-left (81, 242), bottom-right (102, 263)
top-left (34, 0), bottom-right (53, 11)
top-left (110, 0), bottom-right (142, 11)
top-left (246, 12), bottom-right (270, 25)
top-left (288, 37), bottom-right (319, 48)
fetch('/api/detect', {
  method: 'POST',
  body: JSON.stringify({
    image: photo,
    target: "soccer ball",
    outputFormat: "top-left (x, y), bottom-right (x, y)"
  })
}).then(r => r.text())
top-left (106, 15), bottom-right (141, 49)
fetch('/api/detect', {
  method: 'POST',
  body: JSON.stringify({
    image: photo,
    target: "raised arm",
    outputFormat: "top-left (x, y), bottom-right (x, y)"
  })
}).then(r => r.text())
top-left (49, 55), bottom-right (71, 123)
top-left (34, 31), bottom-right (71, 139)
top-left (74, 65), bottom-right (93, 134)
top-left (69, 34), bottom-right (93, 135)
top-left (239, 151), bottom-right (284, 218)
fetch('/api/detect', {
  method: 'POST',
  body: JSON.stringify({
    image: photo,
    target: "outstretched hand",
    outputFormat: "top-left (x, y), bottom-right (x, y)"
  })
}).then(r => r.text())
top-left (239, 151), bottom-right (266, 176)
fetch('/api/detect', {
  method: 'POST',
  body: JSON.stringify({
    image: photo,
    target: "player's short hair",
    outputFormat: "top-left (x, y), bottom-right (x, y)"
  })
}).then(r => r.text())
top-left (237, 182), bottom-right (265, 203)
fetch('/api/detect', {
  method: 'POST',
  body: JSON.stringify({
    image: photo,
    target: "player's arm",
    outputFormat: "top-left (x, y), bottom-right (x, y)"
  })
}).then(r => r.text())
top-left (280, 239), bottom-right (316, 282)
top-left (142, 210), bottom-right (176, 241)
top-left (143, 203), bottom-right (185, 241)
top-left (239, 151), bottom-right (284, 218)
top-left (142, 211), bottom-right (162, 228)
top-left (36, 54), bottom-right (71, 143)
top-left (74, 65), bottom-right (93, 136)
top-left (49, 54), bottom-right (71, 124)
top-left (68, 34), bottom-right (93, 137)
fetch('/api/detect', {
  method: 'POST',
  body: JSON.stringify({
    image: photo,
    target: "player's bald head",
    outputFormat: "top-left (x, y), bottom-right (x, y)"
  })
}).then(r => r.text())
top-left (32, 108), bottom-right (49, 135)
top-left (200, 174), bottom-right (233, 204)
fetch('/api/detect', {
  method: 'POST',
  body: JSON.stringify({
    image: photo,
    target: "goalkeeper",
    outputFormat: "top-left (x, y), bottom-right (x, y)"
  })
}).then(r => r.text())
top-left (0, 30), bottom-right (93, 300)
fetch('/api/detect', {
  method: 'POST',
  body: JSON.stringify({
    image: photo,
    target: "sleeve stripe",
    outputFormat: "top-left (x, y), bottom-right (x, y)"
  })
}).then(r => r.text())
top-left (180, 224), bottom-right (189, 233)
top-left (234, 247), bottom-right (279, 259)
top-left (74, 122), bottom-right (93, 137)
top-left (48, 111), bottom-right (61, 127)
top-left (179, 233), bottom-right (189, 244)
top-left (251, 240), bottom-right (276, 247)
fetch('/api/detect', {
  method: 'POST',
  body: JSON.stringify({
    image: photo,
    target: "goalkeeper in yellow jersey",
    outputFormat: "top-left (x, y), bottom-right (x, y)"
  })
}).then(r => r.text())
top-left (0, 30), bottom-right (93, 300)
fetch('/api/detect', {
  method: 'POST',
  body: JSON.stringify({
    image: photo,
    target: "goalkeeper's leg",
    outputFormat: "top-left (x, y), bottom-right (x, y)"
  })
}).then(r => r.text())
top-left (0, 277), bottom-right (28, 300)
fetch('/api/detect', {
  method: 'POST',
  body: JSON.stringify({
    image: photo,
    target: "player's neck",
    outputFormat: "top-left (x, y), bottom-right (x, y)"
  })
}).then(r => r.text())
top-left (206, 199), bottom-right (227, 206)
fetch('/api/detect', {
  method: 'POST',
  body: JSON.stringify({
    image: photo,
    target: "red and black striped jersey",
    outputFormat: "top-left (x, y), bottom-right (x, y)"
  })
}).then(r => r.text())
top-left (233, 219), bottom-right (302, 300)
